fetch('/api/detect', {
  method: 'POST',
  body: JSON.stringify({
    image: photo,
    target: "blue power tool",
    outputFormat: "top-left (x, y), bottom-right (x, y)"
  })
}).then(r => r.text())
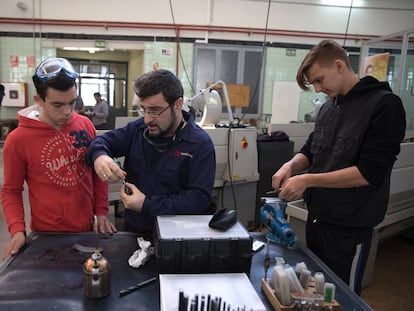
top-left (259, 197), bottom-right (296, 247)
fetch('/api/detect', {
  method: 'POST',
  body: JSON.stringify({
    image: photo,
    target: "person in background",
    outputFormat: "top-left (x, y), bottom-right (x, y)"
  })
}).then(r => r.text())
top-left (0, 84), bottom-right (4, 140)
top-left (74, 95), bottom-right (85, 115)
top-left (0, 57), bottom-right (116, 259)
top-left (89, 92), bottom-right (109, 129)
top-left (86, 69), bottom-right (216, 234)
top-left (271, 40), bottom-right (406, 294)
top-left (0, 83), bottom-right (5, 105)
top-left (131, 93), bottom-right (140, 117)
top-left (364, 64), bottom-right (374, 77)
top-left (152, 62), bottom-right (160, 71)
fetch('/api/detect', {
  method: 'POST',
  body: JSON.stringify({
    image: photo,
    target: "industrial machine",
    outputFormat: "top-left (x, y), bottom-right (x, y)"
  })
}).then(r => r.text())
top-left (204, 126), bottom-right (259, 229)
top-left (260, 197), bottom-right (296, 247)
top-left (186, 81), bottom-right (259, 229)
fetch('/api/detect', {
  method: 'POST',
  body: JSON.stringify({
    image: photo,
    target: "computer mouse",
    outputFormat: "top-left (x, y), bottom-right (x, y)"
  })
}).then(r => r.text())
top-left (208, 208), bottom-right (238, 231)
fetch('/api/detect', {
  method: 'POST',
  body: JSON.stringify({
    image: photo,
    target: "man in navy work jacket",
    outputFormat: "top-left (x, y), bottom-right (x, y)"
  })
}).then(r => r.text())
top-left (86, 69), bottom-right (216, 233)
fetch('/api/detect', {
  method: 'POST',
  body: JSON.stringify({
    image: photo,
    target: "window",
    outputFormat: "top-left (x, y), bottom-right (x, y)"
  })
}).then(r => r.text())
top-left (69, 59), bottom-right (128, 108)
top-left (193, 44), bottom-right (265, 121)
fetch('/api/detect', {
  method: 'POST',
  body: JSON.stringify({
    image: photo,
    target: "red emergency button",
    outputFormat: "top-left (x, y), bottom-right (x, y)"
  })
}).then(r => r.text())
top-left (241, 136), bottom-right (248, 148)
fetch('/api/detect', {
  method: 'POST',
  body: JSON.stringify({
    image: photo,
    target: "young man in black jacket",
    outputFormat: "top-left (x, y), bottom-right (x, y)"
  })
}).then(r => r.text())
top-left (272, 40), bottom-right (406, 294)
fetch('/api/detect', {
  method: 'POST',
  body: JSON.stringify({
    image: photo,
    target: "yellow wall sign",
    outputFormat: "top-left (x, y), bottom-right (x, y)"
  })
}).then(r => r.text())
top-left (362, 52), bottom-right (389, 81)
top-left (206, 83), bottom-right (250, 108)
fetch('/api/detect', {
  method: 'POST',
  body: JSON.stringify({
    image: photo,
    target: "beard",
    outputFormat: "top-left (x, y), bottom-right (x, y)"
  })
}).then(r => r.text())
top-left (147, 108), bottom-right (177, 138)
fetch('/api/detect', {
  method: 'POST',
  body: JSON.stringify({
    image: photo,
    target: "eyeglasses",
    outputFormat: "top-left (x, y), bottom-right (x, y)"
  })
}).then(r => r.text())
top-left (138, 105), bottom-right (171, 117)
top-left (34, 58), bottom-right (79, 83)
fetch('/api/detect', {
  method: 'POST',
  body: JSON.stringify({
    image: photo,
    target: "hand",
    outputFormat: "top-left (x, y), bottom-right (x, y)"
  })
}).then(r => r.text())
top-left (120, 182), bottom-right (146, 213)
top-left (278, 174), bottom-right (308, 202)
top-left (96, 215), bottom-right (117, 234)
top-left (272, 163), bottom-right (293, 192)
top-left (2, 231), bottom-right (26, 260)
top-left (94, 155), bottom-right (127, 183)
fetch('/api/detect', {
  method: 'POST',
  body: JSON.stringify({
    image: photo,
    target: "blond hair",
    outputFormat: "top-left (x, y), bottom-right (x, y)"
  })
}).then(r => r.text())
top-left (296, 40), bottom-right (352, 91)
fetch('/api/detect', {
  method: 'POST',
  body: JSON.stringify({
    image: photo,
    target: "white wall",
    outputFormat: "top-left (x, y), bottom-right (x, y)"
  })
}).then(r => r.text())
top-left (1, 0), bottom-right (414, 45)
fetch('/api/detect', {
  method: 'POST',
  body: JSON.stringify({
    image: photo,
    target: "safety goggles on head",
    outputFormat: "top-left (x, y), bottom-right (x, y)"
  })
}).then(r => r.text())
top-left (34, 58), bottom-right (79, 84)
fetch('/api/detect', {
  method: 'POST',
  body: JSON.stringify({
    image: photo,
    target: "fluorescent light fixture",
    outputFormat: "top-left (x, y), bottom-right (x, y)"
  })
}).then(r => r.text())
top-left (62, 47), bottom-right (100, 53)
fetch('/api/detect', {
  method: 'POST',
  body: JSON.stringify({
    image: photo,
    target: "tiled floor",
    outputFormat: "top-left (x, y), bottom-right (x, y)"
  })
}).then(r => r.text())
top-left (360, 235), bottom-right (414, 310)
top-left (0, 147), bottom-right (413, 310)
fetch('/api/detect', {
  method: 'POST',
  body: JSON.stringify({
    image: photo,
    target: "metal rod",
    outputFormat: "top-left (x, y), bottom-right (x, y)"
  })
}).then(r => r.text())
top-left (118, 277), bottom-right (157, 297)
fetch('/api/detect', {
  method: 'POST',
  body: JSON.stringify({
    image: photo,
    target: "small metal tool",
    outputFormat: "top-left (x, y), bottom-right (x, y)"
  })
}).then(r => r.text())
top-left (264, 238), bottom-right (270, 280)
top-left (113, 157), bottom-right (132, 195)
top-left (122, 179), bottom-right (133, 195)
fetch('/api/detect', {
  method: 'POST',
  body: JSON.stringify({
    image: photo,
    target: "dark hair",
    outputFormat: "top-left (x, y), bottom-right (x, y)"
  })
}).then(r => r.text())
top-left (134, 69), bottom-right (183, 105)
top-left (296, 39), bottom-right (352, 91)
top-left (0, 83), bottom-right (4, 105)
top-left (94, 92), bottom-right (101, 97)
top-left (33, 71), bottom-right (77, 100)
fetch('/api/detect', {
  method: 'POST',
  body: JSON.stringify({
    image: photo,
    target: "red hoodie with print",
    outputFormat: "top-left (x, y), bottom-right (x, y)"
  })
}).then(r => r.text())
top-left (1, 106), bottom-right (108, 235)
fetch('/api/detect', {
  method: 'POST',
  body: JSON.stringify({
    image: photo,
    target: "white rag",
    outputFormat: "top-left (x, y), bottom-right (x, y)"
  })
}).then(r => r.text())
top-left (128, 237), bottom-right (155, 268)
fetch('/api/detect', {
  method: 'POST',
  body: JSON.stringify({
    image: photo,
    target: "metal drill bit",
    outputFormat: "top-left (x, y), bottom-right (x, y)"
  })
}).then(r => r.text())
top-left (264, 238), bottom-right (270, 279)
top-left (118, 277), bottom-right (157, 297)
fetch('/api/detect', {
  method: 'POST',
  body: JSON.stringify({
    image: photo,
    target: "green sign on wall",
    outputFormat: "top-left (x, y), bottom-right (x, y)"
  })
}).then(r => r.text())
top-left (95, 40), bottom-right (106, 48)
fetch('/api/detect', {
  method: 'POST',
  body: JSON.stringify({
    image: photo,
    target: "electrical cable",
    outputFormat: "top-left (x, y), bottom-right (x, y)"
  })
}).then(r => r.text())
top-left (239, 0), bottom-right (272, 124)
top-left (168, 1), bottom-right (271, 223)
top-left (168, 0), bottom-right (196, 95)
top-left (343, 0), bottom-right (354, 48)
top-left (222, 0), bottom-right (272, 219)
top-left (226, 127), bottom-right (238, 211)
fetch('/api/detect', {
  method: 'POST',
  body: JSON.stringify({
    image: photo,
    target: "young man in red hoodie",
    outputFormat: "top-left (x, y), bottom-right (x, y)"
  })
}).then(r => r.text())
top-left (1, 58), bottom-right (116, 259)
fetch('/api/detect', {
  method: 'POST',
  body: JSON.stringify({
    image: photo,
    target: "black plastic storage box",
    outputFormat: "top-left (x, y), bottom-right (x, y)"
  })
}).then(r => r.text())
top-left (153, 215), bottom-right (253, 274)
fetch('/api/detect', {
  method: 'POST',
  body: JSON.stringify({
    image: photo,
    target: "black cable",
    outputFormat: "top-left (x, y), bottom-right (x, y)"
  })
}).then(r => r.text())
top-left (239, 0), bottom-right (272, 123)
top-left (343, 0), bottom-right (354, 48)
top-left (226, 127), bottom-right (238, 210)
top-left (219, 183), bottom-right (225, 212)
top-left (168, 1), bottom-right (271, 217)
top-left (217, 1), bottom-right (272, 214)
top-left (168, 0), bottom-right (196, 95)
top-left (218, 0), bottom-right (271, 211)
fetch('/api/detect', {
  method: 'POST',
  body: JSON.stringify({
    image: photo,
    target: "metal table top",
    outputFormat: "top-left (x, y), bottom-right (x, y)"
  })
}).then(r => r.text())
top-left (0, 231), bottom-right (373, 311)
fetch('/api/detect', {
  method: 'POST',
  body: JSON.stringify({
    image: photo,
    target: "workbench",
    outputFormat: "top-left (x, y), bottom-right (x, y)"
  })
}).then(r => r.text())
top-left (0, 232), bottom-right (373, 310)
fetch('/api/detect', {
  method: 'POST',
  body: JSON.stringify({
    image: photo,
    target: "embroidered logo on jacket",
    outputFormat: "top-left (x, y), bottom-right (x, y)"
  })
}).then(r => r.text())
top-left (174, 150), bottom-right (193, 159)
